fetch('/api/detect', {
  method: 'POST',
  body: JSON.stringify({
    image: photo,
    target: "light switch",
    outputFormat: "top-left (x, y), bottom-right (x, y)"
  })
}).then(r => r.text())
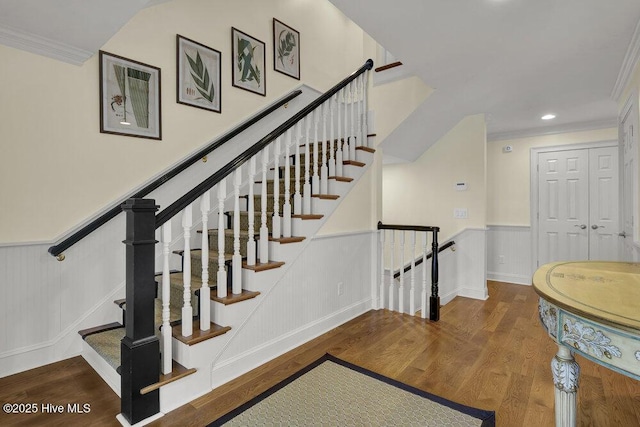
top-left (454, 208), bottom-right (468, 219)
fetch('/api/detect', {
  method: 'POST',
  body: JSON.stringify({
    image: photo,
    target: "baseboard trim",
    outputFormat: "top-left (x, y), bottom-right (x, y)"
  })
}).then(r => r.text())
top-left (116, 412), bottom-right (164, 427)
top-left (210, 299), bottom-right (371, 389)
top-left (487, 272), bottom-right (531, 286)
top-left (457, 286), bottom-right (489, 301)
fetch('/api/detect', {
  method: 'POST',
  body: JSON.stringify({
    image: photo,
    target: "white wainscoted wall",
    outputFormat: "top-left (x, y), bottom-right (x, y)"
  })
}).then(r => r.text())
top-left (486, 225), bottom-right (533, 285)
top-left (209, 231), bottom-right (374, 389)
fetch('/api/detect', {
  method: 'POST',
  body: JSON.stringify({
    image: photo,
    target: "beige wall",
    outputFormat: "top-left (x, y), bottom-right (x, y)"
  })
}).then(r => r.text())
top-left (382, 114), bottom-right (487, 242)
top-left (486, 128), bottom-right (618, 226)
top-left (0, 0), bottom-right (375, 243)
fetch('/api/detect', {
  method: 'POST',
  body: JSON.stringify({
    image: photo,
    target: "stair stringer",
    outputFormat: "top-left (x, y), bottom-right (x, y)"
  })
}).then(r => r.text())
top-left (156, 149), bottom-right (375, 413)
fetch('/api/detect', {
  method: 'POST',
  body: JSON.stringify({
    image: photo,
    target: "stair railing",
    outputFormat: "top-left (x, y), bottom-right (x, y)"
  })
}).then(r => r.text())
top-left (377, 222), bottom-right (441, 321)
top-left (47, 90), bottom-right (302, 260)
top-left (120, 60), bottom-right (373, 425)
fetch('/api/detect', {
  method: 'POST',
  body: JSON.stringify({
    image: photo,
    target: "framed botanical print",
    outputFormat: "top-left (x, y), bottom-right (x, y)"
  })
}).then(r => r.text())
top-left (99, 51), bottom-right (161, 140)
top-left (231, 27), bottom-right (266, 96)
top-left (273, 18), bottom-right (300, 80)
top-left (177, 35), bottom-right (222, 113)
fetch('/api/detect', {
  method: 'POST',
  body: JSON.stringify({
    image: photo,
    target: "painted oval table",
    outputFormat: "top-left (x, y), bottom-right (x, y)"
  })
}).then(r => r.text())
top-left (533, 261), bottom-right (640, 427)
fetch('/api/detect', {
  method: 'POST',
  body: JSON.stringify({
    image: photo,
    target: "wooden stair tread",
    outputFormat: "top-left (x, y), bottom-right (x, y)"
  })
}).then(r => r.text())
top-left (355, 145), bottom-right (376, 153)
top-left (172, 321), bottom-right (231, 345)
top-left (343, 160), bottom-right (366, 167)
top-left (311, 194), bottom-right (340, 200)
top-left (211, 289), bottom-right (260, 305)
top-left (78, 322), bottom-right (122, 339)
top-left (269, 236), bottom-right (306, 243)
top-left (328, 176), bottom-right (353, 182)
top-left (292, 214), bottom-right (324, 220)
top-left (140, 361), bottom-right (197, 395)
top-left (242, 260), bottom-right (285, 271)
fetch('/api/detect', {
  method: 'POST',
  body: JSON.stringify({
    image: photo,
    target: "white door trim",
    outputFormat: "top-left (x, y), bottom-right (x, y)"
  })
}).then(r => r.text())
top-left (530, 140), bottom-right (618, 273)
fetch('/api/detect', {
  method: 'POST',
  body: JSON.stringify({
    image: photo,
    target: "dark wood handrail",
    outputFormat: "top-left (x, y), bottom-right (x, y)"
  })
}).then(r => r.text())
top-left (47, 89), bottom-right (302, 257)
top-left (377, 221), bottom-right (440, 233)
top-left (155, 59), bottom-right (374, 228)
top-left (393, 240), bottom-right (455, 279)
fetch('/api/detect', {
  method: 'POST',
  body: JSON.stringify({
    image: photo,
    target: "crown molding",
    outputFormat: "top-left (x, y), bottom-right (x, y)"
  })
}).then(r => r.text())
top-left (611, 18), bottom-right (640, 102)
top-left (0, 24), bottom-right (93, 66)
top-left (487, 118), bottom-right (618, 142)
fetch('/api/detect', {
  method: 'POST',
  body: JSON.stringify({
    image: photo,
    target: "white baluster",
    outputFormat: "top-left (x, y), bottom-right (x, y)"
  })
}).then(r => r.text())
top-left (349, 80), bottom-right (356, 161)
top-left (329, 95), bottom-right (336, 178)
top-left (272, 137), bottom-right (281, 239)
top-left (217, 179), bottom-right (227, 298)
top-left (199, 191), bottom-right (211, 331)
top-left (247, 157), bottom-right (257, 266)
top-left (399, 231), bottom-right (405, 314)
top-left (181, 204), bottom-right (193, 337)
top-left (362, 71), bottom-right (369, 148)
top-left (410, 230), bottom-right (416, 316)
top-left (389, 230), bottom-right (395, 311)
top-left (343, 86), bottom-right (350, 162)
top-left (232, 166), bottom-right (242, 294)
top-left (421, 232), bottom-right (428, 319)
top-left (320, 103), bottom-right (329, 195)
top-left (357, 75), bottom-right (363, 151)
top-left (312, 110), bottom-right (320, 195)
top-left (379, 229), bottom-right (385, 310)
top-left (283, 129), bottom-right (292, 238)
top-left (161, 221), bottom-right (172, 374)
top-left (260, 147), bottom-right (270, 263)
top-left (336, 89), bottom-right (344, 176)
top-left (293, 122), bottom-right (302, 215)
top-left (303, 118), bottom-right (312, 214)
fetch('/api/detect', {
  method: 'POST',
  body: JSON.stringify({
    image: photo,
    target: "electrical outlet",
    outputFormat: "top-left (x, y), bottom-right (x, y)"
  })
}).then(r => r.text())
top-left (498, 255), bottom-right (505, 264)
top-left (338, 282), bottom-right (344, 296)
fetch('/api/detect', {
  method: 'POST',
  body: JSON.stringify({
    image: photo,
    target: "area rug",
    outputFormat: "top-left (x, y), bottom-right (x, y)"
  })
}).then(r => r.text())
top-left (209, 354), bottom-right (495, 426)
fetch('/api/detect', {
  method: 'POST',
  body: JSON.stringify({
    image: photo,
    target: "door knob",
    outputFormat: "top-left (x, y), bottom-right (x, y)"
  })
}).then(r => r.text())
top-left (591, 225), bottom-right (604, 230)
top-left (574, 224), bottom-right (587, 229)
top-left (619, 231), bottom-right (627, 238)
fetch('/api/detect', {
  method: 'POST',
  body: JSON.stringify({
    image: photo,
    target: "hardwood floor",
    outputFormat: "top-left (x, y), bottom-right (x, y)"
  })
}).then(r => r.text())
top-left (1, 281), bottom-right (639, 426)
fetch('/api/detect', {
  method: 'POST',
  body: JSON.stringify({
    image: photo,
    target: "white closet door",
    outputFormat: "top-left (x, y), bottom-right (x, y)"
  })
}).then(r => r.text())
top-left (588, 146), bottom-right (619, 261)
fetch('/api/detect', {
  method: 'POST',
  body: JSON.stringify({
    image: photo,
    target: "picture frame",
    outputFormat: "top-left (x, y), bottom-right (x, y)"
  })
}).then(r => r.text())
top-left (99, 50), bottom-right (161, 140)
top-left (231, 27), bottom-right (266, 96)
top-left (177, 35), bottom-right (222, 113)
top-left (273, 18), bottom-right (300, 80)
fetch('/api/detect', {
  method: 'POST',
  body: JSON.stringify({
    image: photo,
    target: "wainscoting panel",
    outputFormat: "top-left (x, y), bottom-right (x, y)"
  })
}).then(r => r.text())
top-left (210, 231), bottom-right (374, 388)
top-left (486, 225), bottom-right (532, 285)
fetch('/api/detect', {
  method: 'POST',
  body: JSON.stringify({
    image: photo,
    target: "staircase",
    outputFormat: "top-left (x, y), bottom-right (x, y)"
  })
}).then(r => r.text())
top-left (76, 60), bottom-right (375, 425)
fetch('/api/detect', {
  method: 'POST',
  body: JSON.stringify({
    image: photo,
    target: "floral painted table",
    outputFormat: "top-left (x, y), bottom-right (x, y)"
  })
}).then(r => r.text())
top-left (533, 261), bottom-right (640, 427)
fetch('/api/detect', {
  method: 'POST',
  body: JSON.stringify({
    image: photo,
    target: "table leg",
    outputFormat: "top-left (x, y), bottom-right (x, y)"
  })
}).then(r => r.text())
top-left (551, 344), bottom-right (580, 427)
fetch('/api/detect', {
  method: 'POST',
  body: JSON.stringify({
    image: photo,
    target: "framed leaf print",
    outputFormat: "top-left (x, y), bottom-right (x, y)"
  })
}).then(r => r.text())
top-left (231, 27), bottom-right (266, 96)
top-left (99, 51), bottom-right (161, 140)
top-left (177, 35), bottom-right (222, 113)
top-left (273, 18), bottom-right (300, 80)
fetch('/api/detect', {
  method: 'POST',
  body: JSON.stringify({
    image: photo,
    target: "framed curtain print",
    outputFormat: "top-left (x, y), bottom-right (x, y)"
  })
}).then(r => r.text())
top-left (99, 51), bottom-right (161, 140)
top-left (273, 18), bottom-right (300, 80)
top-left (231, 27), bottom-right (266, 96)
top-left (177, 35), bottom-right (222, 113)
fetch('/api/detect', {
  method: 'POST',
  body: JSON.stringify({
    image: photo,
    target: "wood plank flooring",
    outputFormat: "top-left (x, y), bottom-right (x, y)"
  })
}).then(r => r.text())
top-left (1, 281), bottom-right (639, 426)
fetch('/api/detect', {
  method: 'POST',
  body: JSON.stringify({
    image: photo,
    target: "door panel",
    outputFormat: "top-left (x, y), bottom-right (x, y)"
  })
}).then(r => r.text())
top-left (538, 150), bottom-right (589, 264)
top-left (621, 104), bottom-right (636, 261)
top-left (589, 147), bottom-right (619, 261)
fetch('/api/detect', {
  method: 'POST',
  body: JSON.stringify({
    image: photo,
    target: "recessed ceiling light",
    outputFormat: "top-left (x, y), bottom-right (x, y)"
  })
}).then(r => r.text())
top-left (541, 114), bottom-right (556, 120)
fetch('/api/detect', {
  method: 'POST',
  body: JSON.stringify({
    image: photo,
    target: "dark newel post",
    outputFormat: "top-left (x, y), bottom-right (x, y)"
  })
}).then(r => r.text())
top-left (429, 229), bottom-right (440, 321)
top-left (121, 198), bottom-right (160, 424)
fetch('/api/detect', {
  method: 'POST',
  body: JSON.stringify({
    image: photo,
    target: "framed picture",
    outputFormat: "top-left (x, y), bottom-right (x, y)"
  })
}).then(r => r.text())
top-left (177, 35), bottom-right (222, 113)
top-left (99, 50), bottom-right (161, 140)
top-left (273, 18), bottom-right (300, 80)
top-left (231, 27), bottom-right (266, 96)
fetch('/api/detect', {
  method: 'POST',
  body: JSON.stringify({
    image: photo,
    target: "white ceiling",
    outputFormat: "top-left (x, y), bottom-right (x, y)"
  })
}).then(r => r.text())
top-left (329, 0), bottom-right (640, 161)
top-left (1, 1), bottom-right (639, 161)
